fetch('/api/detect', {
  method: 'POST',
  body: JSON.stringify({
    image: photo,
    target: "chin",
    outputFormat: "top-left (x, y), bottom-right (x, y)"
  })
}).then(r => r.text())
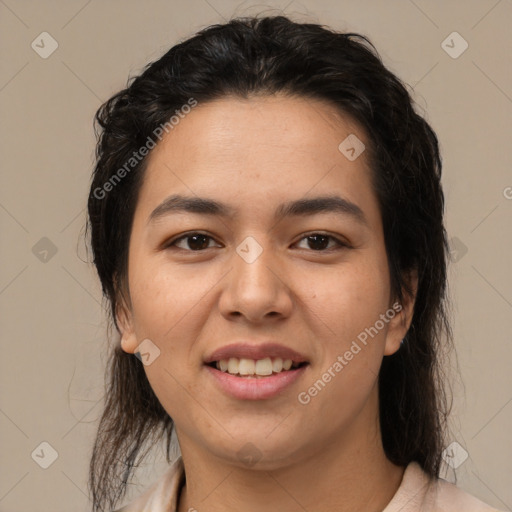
top-left (202, 429), bottom-right (308, 471)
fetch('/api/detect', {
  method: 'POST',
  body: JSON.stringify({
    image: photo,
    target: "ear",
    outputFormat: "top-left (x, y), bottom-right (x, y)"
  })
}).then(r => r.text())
top-left (116, 297), bottom-right (138, 354)
top-left (383, 268), bottom-right (418, 356)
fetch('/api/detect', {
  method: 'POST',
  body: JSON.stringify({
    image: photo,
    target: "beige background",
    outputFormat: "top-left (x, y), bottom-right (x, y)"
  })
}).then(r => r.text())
top-left (1, 1), bottom-right (511, 510)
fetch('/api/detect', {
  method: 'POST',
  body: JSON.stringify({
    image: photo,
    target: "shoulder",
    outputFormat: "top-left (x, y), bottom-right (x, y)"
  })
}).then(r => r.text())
top-left (113, 456), bottom-right (185, 512)
top-left (432, 475), bottom-right (502, 512)
top-left (384, 462), bottom-right (503, 512)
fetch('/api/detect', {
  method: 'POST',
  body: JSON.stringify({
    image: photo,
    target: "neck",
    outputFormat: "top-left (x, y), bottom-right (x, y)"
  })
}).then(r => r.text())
top-left (176, 393), bottom-right (404, 512)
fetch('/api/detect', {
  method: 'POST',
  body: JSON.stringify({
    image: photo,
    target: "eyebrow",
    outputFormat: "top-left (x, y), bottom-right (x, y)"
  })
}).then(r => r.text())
top-left (147, 194), bottom-right (369, 228)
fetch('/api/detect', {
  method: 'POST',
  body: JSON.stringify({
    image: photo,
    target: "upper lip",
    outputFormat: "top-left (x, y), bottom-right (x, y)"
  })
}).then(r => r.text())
top-left (204, 342), bottom-right (309, 364)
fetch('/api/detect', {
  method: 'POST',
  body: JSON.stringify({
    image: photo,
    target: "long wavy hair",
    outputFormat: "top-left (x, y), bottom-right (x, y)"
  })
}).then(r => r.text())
top-left (85, 14), bottom-right (453, 512)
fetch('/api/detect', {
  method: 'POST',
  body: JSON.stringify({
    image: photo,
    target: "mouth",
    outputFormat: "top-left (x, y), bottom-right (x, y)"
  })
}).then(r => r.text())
top-left (204, 357), bottom-right (310, 400)
top-left (203, 342), bottom-right (310, 399)
top-left (205, 357), bottom-right (309, 378)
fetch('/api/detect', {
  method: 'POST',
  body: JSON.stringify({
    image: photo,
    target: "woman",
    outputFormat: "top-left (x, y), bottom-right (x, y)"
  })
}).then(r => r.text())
top-left (86, 14), bottom-right (501, 512)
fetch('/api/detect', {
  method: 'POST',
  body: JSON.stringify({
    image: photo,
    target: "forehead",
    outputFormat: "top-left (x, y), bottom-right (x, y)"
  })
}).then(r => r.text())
top-left (149, 94), bottom-right (364, 167)
top-left (135, 94), bottom-right (380, 228)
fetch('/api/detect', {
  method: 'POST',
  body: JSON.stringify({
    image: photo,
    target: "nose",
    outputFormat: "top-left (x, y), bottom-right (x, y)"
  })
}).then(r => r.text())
top-left (218, 240), bottom-right (293, 323)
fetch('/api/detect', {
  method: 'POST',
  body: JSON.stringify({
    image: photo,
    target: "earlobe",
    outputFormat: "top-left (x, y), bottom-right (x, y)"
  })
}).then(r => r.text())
top-left (120, 336), bottom-right (136, 353)
top-left (383, 269), bottom-right (418, 356)
top-left (383, 313), bottom-right (408, 356)
top-left (116, 302), bottom-right (138, 354)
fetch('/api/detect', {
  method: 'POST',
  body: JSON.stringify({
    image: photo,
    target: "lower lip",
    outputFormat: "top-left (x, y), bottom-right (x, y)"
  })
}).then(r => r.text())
top-left (204, 364), bottom-right (309, 400)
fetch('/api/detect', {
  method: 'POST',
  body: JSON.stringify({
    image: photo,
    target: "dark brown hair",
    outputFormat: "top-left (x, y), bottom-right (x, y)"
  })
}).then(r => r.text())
top-left (86, 14), bottom-right (453, 512)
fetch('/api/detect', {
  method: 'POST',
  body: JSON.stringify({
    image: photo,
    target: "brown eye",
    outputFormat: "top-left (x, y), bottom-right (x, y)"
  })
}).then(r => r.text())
top-left (295, 233), bottom-right (348, 251)
top-left (168, 233), bottom-right (218, 251)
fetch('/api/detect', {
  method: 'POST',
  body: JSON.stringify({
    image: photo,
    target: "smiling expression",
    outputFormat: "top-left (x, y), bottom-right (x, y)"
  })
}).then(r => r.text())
top-left (116, 93), bottom-right (415, 468)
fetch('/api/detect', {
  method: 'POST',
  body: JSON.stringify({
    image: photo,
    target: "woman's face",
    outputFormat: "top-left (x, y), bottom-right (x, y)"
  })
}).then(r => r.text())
top-left (118, 94), bottom-right (415, 468)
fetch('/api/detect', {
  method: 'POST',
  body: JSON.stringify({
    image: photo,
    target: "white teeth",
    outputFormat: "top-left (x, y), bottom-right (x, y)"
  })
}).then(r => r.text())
top-left (214, 357), bottom-right (302, 376)
top-left (255, 357), bottom-right (273, 375)
top-left (238, 358), bottom-right (255, 375)
top-left (227, 358), bottom-right (239, 374)
top-left (272, 358), bottom-right (283, 372)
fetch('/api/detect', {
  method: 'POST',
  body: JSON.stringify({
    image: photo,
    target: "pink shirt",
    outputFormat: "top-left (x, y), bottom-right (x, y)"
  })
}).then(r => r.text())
top-left (115, 456), bottom-right (502, 511)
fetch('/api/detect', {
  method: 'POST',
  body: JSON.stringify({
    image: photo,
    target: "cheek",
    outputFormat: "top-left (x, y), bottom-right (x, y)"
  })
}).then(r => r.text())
top-left (129, 256), bottom-right (206, 338)
top-left (313, 255), bottom-right (390, 341)
top-left (127, 256), bottom-right (209, 408)
top-left (298, 263), bottom-right (389, 423)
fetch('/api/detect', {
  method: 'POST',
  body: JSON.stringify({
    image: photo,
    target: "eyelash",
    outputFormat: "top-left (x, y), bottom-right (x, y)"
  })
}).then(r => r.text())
top-left (165, 231), bottom-right (350, 253)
